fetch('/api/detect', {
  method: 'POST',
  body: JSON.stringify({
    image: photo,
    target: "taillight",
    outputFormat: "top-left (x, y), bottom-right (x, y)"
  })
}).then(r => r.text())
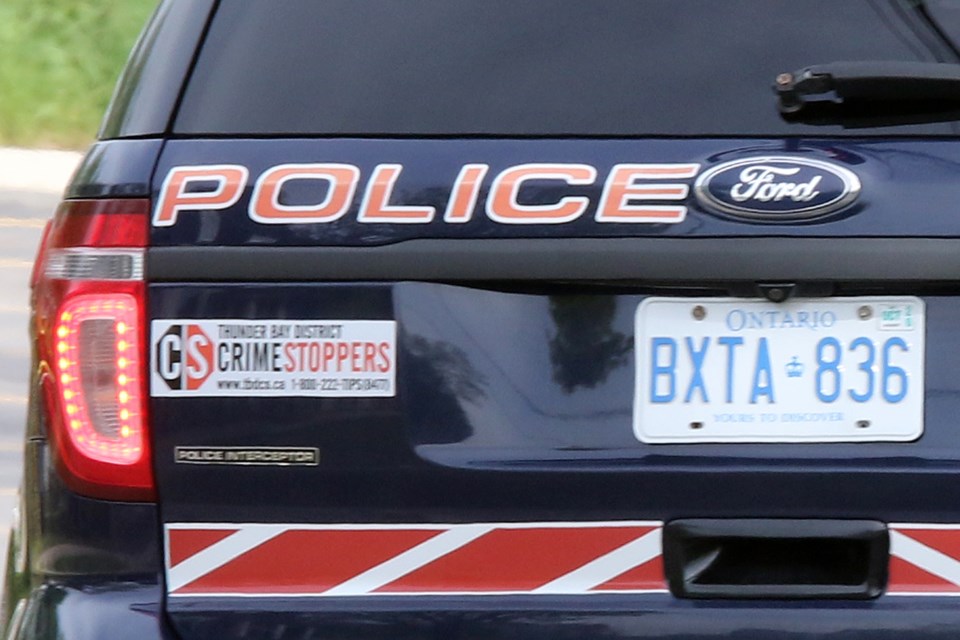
top-left (34, 199), bottom-right (153, 501)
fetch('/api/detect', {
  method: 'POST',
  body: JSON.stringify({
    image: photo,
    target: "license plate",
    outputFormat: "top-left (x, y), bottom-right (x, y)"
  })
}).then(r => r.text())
top-left (634, 297), bottom-right (925, 443)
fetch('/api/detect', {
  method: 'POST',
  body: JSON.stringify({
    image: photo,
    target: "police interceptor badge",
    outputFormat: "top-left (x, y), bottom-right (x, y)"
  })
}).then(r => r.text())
top-left (151, 320), bottom-right (396, 397)
top-left (174, 446), bottom-right (320, 466)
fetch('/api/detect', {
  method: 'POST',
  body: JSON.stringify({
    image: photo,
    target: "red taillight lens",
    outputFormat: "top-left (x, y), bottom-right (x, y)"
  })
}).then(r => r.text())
top-left (54, 293), bottom-right (144, 464)
top-left (35, 199), bottom-right (154, 501)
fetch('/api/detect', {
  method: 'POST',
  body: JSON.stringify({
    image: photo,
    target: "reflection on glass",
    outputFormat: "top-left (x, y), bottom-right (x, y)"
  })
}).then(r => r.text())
top-left (549, 296), bottom-right (631, 394)
top-left (402, 334), bottom-right (487, 444)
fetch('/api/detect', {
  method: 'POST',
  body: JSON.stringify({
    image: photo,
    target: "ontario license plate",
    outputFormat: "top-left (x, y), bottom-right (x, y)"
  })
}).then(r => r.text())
top-left (634, 297), bottom-right (925, 443)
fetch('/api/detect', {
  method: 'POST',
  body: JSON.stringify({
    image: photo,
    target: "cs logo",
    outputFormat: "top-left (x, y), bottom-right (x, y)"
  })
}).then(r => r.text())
top-left (156, 324), bottom-right (214, 391)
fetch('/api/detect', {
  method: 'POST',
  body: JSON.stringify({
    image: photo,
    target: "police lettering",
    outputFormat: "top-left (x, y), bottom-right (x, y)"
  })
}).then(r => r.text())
top-left (153, 162), bottom-right (701, 227)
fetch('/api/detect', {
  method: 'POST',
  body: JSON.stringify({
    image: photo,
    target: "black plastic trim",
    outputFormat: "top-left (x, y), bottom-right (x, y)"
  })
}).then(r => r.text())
top-left (663, 519), bottom-right (888, 600)
top-left (149, 238), bottom-right (960, 282)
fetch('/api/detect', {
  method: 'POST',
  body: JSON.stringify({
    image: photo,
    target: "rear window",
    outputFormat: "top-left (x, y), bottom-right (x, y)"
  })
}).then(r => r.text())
top-left (174, 0), bottom-right (960, 137)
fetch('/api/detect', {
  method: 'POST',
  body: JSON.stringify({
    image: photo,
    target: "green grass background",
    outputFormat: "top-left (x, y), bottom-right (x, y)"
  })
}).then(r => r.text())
top-left (0, 0), bottom-right (157, 149)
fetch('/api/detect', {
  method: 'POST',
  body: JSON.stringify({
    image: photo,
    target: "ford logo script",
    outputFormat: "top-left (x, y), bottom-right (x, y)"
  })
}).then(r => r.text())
top-left (694, 156), bottom-right (861, 220)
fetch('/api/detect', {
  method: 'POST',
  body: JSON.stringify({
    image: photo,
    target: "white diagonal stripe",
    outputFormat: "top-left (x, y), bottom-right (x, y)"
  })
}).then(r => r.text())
top-left (533, 528), bottom-right (662, 594)
top-left (323, 525), bottom-right (494, 596)
top-left (167, 525), bottom-right (287, 593)
top-left (890, 530), bottom-right (960, 588)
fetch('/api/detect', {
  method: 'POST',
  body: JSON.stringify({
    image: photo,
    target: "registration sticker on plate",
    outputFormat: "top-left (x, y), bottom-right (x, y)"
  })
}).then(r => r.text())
top-left (634, 297), bottom-right (925, 443)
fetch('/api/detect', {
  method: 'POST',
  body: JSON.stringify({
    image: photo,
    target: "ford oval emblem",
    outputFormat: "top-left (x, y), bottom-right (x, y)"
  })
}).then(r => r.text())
top-left (694, 156), bottom-right (861, 221)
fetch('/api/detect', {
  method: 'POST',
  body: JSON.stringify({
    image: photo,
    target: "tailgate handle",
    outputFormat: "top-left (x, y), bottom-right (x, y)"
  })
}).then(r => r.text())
top-left (663, 519), bottom-right (888, 599)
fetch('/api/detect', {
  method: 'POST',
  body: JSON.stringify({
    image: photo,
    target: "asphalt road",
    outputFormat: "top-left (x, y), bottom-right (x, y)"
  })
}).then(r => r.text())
top-left (0, 188), bottom-right (60, 561)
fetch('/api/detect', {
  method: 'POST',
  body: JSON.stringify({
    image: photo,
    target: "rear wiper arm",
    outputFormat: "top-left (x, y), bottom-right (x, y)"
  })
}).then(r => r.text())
top-left (775, 61), bottom-right (960, 114)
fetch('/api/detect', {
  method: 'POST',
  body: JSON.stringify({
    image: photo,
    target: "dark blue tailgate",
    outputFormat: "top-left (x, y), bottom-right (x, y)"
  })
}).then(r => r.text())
top-left (148, 137), bottom-right (960, 639)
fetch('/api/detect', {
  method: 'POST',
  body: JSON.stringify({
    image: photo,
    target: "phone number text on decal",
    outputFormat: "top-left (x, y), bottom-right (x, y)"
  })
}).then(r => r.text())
top-left (291, 378), bottom-right (392, 392)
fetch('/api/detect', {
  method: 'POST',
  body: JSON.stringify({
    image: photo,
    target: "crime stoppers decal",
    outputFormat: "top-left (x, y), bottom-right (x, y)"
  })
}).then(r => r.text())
top-left (151, 319), bottom-right (396, 397)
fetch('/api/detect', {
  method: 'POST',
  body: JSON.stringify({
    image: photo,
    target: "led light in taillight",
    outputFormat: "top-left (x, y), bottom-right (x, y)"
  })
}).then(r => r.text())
top-left (53, 293), bottom-right (143, 464)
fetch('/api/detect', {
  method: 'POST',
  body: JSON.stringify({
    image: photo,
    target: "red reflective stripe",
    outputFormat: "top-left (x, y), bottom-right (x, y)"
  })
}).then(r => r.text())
top-left (888, 526), bottom-right (960, 594)
top-left (167, 523), bottom-right (668, 596)
top-left (376, 526), bottom-right (653, 593)
top-left (888, 555), bottom-right (960, 593)
top-left (168, 529), bottom-right (237, 568)
top-left (178, 529), bottom-right (440, 594)
top-left (591, 555), bottom-right (665, 592)
top-left (163, 523), bottom-right (960, 597)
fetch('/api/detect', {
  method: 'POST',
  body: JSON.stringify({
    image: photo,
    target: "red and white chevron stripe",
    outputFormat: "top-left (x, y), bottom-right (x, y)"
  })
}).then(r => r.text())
top-left (165, 521), bottom-right (666, 597)
top-left (164, 521), bottom-right (960, 598)
top-left (888, 524), bottom-right (960, 595)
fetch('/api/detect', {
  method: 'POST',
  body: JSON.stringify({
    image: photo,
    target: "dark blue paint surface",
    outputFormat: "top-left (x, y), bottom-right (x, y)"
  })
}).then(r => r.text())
top-left (67, 139), bottom-right (162, 199)
top-left (149, 283), bottom-right (960, 525)
top-left (4, 404), bottom-right (168, 639)
top-left (151, 138), bottom-right (960, 246)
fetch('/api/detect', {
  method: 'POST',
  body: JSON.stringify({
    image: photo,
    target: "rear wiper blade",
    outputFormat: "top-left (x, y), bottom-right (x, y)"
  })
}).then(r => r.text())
top-left (776, 99), bottom-right (960, 129)
top-left (775, 61), bottom-right (960, 114)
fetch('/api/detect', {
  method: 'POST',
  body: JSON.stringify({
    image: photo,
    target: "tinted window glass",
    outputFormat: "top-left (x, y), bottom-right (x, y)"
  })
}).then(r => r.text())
top-left (175, 0), bottom-right (960, 136)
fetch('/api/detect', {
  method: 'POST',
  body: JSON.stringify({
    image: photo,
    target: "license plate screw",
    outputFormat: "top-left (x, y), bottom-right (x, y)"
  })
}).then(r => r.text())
top-left (692, 305), bottom-right (706, 320)
top-left (856, 420), bottom-right (871, 429)
top-left (690, 421), bottom-right (704, 429)
top-left (858, 305), bottom-right (873, 320)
